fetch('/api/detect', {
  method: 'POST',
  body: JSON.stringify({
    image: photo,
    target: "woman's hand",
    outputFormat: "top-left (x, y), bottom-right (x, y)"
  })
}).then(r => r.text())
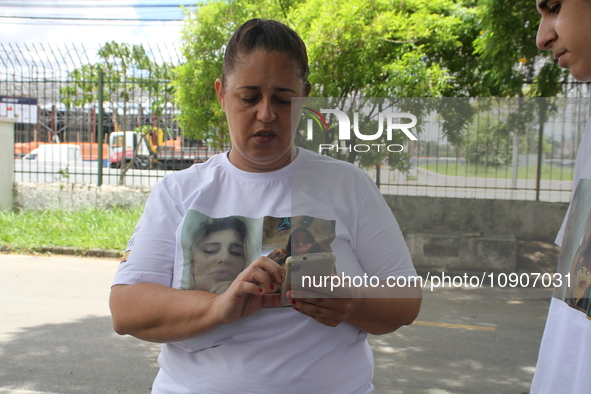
top-left (110, 256), bottom-right (284, 343)
top-left (288, 293), bottom-right (362, 327)
top-left (287, 280), bottom-right (422, 335)
top-left (210, 256), bottom-right (284, 325)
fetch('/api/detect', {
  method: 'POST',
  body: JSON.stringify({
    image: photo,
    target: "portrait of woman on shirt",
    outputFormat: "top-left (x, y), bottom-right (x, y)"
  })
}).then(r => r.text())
top-left (188, 216), bottom-right (249, 294)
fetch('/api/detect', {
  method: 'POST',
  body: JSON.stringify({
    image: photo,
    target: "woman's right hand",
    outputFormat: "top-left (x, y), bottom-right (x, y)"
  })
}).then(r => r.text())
top-left (110, 256), bottom-right (283, 343)
top-left (211, 256), bottom-right (284, 325)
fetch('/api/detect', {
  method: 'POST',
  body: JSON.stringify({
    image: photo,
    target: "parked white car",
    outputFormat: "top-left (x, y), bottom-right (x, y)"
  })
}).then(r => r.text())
top-left (23, 144), bottom-right (83, 166)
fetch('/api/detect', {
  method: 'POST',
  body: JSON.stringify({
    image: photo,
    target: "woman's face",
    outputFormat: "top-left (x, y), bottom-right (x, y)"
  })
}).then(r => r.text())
top-left (215, 51), bottom-right (305, 172)
top-left (536, 0), bottom-right (591, 81)
top-left (192, 229), bottom-right (245, 290)
top-left (292, 231), bottom-right (313, 256)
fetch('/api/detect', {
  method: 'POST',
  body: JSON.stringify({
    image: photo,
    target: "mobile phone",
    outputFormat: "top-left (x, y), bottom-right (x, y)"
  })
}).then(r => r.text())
top-left (280, 252), bottom-right (336, 307)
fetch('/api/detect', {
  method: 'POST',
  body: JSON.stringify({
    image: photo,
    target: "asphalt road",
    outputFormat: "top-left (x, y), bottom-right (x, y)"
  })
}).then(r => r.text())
top-left (0, 254), bottom-right (552, 394)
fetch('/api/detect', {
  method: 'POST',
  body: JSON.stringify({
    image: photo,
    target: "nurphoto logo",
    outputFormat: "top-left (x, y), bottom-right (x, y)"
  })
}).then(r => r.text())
top-left (302, 104), bottom-right (418, 153)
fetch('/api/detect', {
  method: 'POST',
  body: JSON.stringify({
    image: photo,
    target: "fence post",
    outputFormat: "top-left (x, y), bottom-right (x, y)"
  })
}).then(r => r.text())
top-left (535, 98), bottom-right (547, 202)
top-left (97, 68), bottom-right (104, 187)
top-left (0, 117), bottom-right (16, 210)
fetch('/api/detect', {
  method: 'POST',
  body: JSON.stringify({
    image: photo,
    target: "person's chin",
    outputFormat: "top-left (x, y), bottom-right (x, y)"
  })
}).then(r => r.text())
top-left (569, 63), bottom-right (591, 82)
top-left (249, 147), bottom-right (291, 165)
top-left (572, 72), bottom-right (591, 83)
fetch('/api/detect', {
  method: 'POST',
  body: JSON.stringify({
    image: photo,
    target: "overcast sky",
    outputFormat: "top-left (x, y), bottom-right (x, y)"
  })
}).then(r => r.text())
top-left (1, 0), bottom-right (193, 47)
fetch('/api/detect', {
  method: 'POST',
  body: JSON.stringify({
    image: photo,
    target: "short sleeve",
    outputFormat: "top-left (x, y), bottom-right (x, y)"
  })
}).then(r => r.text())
top-left (112, 178), bottom-right (185, 287)
top-left (353, 173), bottom-right (416, 280)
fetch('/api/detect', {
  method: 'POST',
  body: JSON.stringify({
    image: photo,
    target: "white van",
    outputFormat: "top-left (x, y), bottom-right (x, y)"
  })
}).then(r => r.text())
top-left (23, 144), bottom-right (83, 166)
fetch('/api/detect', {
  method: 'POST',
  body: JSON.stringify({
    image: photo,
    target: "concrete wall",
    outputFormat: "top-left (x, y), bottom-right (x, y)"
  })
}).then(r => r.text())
top-left (14, 183), bottom-right (150, 211)
top-left (13, 183), bottom-right (568, 241)
top-left (384, 195), bottom-right (568, 242)
top-left (406, 232), bottom-right (516, 271)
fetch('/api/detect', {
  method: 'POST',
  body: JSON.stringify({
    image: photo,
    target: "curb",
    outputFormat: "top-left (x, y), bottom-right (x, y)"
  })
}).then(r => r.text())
top-left (1, 245), bottom-right (122, 259)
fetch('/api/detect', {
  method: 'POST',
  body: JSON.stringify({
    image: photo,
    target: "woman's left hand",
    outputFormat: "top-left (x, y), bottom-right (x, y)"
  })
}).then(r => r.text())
top-left (288, 292), bottom-right (362, 327)
top-left (287, 282), bottom-right (422, 334)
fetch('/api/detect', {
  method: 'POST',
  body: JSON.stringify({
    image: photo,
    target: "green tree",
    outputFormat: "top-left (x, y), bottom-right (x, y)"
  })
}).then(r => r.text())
top-left (465, 112), bottom-right (513, 167)
top-left (466, 0), bottom-right (566, 180)
top-left (60, 41), bottom-right (175, 118)
top-left (173, 0), bottom-right (296, 147)
top-left (293, 0), bottom-right (473, 169)
top-left (173, 0), bottom-right (568, 175)
top-left (474, 0), bottom-right (568, 98)
top-left (174, 0), bottom-right (481, 170)
top-left (60, 41), bottom-right (175, 183)
top-left (464, 98), bottom-right (554, 167)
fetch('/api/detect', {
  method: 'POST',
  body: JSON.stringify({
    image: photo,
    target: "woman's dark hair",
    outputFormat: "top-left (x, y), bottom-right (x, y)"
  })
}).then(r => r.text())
top-left (190, 217), bottom-right (248, 261)
top-left (207, 217), bottom-right (247, 239)
top-left (286, 226), bottom-right (320, 256)
top-left (222, 18), bottom-right (310, 91)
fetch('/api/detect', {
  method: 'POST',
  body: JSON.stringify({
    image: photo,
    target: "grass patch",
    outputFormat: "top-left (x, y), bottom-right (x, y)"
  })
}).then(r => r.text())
top-left (0, 206), bottom-right (143, 253)
top-left (419, 163), bottom-right (574, 180)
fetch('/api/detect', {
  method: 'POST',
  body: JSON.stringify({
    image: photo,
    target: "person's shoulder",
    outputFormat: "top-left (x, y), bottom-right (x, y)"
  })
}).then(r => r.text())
top-left (164, 153), bottom-right (222, 178)
top-left (297, 148), bottom-right (373, 183)
top-left (156, 153), bottom-right (224, 191)
top-left (299, 148), bottom-right (359, 171)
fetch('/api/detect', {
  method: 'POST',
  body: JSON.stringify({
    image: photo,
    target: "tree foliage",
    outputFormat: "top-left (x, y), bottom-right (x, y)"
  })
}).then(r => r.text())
top-left (464, 98), bottom-right (554, 167)
top-left (174, 0), bottom-right (482, 166)
top-left (473, 0), bottom-right (568, 97)
top-left (60, 41), bottom-right (174, 116)
top-left (173, 0), bottom-right (569, 170)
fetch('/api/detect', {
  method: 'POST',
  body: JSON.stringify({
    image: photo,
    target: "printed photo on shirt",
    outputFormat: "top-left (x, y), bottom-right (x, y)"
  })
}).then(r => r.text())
top-left (262, 216), bottom-right (336, 267)
top-left (179, 212), bottom-right (336, 295)
top-left (179, 210), bottom-right (262, 294)
top-left (554, 179), bottom-right (591, 320)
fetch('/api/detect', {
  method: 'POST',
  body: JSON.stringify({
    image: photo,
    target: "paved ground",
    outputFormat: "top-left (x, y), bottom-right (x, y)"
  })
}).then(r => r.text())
top-left (0, 254), bottom-right (553, 394)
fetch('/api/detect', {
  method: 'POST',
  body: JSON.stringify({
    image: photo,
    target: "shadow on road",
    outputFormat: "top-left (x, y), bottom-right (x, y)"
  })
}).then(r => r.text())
top-left (0, 315), bottom-right (160, 394)
top-left (0, 298), bottom-right (551, 394)
top-left (369, 297), bottom-right (550, 394)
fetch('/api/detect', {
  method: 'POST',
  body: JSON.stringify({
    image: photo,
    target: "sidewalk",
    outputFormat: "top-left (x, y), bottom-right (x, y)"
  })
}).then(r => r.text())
top-left (0, 253), bottom-right (552, 393)
top-left (0, 254), bottom-right (160, 394)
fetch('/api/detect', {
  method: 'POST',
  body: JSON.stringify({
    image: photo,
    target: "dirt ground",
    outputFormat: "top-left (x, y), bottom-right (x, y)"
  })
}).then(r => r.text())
top-left (516, 240), bottom-right (561, 275)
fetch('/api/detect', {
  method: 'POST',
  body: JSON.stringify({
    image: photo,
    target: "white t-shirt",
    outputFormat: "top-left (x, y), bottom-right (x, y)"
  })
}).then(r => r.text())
top-left (113, 148), bottom-right (416, 394)
top-left (531, 118), bottom-right (591, 393)
top-left (555, 118), bottom-right (591, 246)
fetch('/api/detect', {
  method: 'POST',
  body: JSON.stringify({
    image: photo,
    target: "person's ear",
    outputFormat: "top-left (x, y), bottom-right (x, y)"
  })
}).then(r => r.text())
top-left (215, 78), bottom-right (225, 111)
top-left (304, 81), bottom-right (311, 97)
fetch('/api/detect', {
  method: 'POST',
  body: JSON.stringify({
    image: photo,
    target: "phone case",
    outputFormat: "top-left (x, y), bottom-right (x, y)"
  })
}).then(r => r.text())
top-left (279, 252), bottom-right (336, 306)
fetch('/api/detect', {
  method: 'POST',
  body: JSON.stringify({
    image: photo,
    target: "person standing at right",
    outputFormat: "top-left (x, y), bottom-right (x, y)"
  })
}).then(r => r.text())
top-left (531, 0), bottom-right (591, 392)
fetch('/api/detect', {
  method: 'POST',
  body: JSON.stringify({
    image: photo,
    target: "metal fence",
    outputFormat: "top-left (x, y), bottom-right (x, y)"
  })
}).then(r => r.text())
top-left (1, 42), bottom-right (224, 188)
top-left (2, 42), bottom-right (591, 201)
top-left (371, 96), bottom-right (591, 203)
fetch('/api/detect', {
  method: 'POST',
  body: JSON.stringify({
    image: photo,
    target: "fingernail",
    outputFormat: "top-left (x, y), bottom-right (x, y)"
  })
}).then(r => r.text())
top-left (290, 299), bottom-right (296, 305)
top-left (258, 288), bottom-right (263, 293)
top-left (270, 284), bottom-right (275, 290)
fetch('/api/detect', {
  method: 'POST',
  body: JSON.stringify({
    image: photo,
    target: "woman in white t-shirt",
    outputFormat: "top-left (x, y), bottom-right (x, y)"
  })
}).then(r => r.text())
top-left (109, 18), bottom-right (421, 393)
